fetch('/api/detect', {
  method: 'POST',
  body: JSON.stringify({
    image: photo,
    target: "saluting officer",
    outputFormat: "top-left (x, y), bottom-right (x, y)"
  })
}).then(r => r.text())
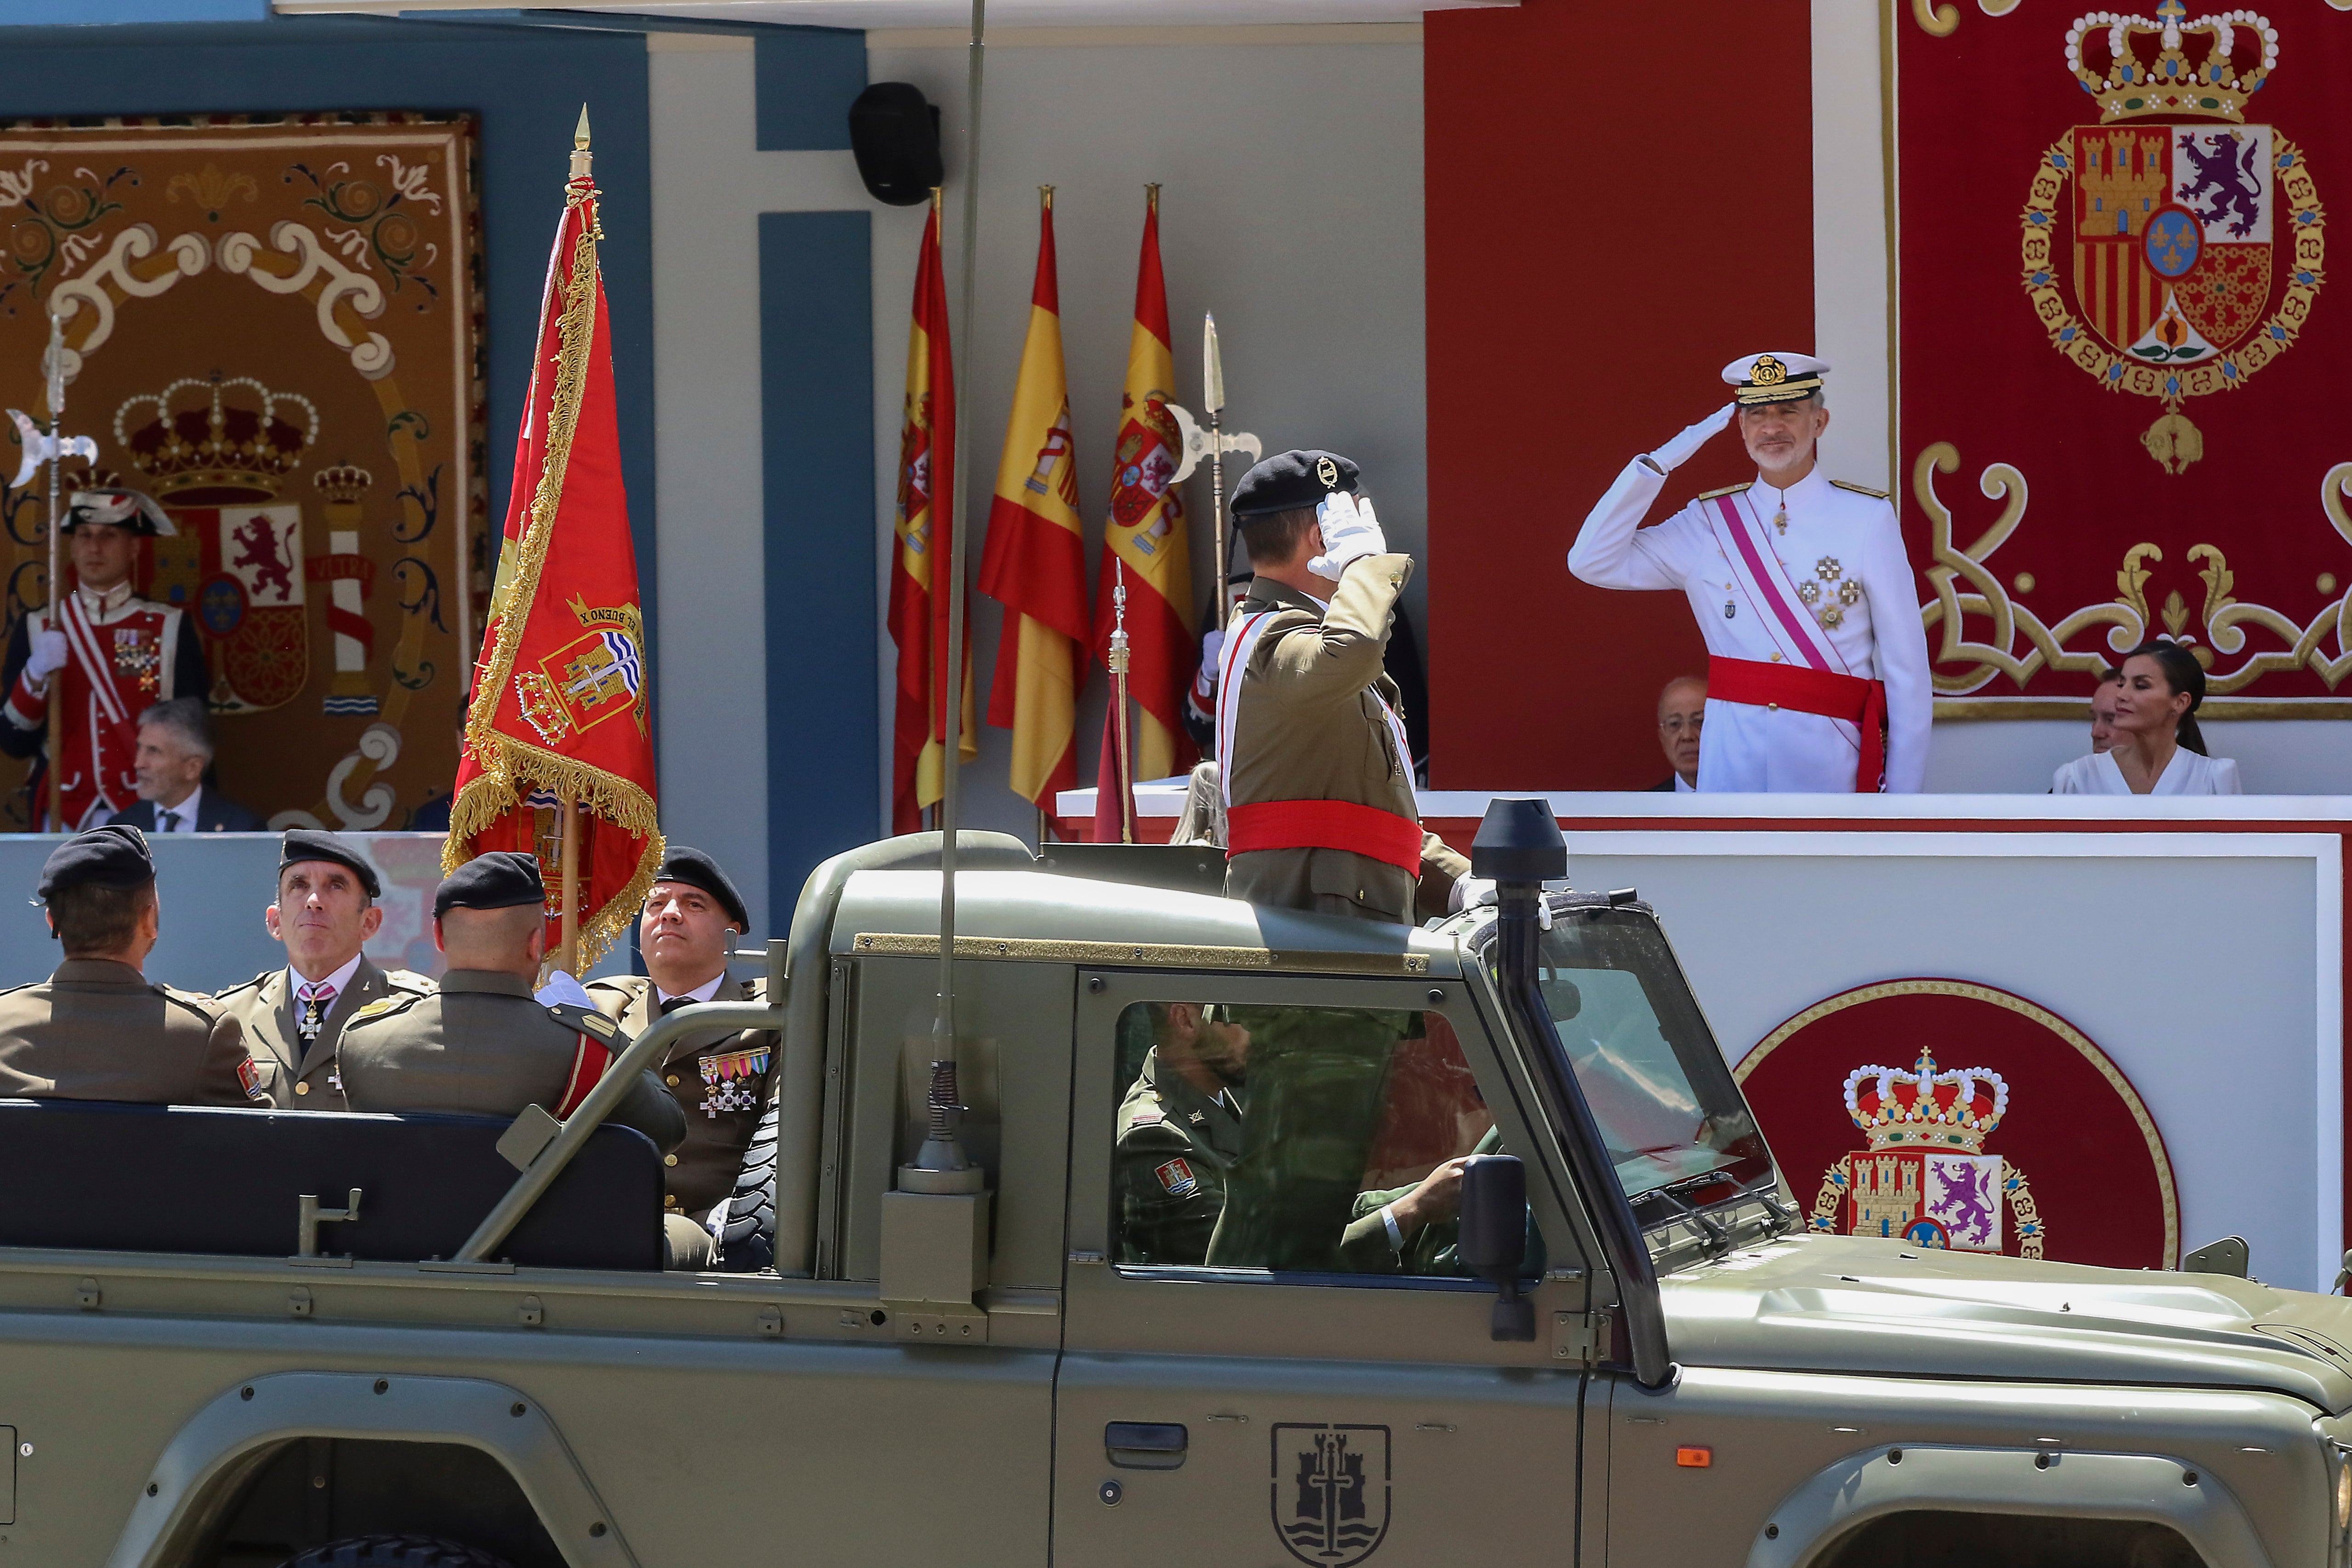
top-left (215, 829), bottom-right (433, 1108)
top-left (1215, 450), bottom-right (1482, 925)
top-left (1115, 1002), bottom-right (1249, 1266)
top-left (1567, 353), bottom-right (1932, 793)
top-left (585, 847), bottom-right (778, 1223)
top-left (0, 824), bottom-right (266, 1106)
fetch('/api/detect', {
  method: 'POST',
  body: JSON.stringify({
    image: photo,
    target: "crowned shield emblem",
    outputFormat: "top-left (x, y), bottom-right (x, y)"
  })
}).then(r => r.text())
top-left (1815, 1048), bottom-right (2044, 1257)
top-left (2022, 6), bottom-right (2323, 470)
top-left (1272, 1425), bottom-right (1390, 1568)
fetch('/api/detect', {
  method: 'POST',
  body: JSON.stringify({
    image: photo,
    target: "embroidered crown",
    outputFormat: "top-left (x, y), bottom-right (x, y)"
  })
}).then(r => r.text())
top-left (114, 374), bottom-right (319, 505)
top-left (2066, 5), bottom-right (2276, 124)
top-left (1843, 1048), bottom-right (2009, 1153)
top-left (312, 464), bottom-right (374, 509)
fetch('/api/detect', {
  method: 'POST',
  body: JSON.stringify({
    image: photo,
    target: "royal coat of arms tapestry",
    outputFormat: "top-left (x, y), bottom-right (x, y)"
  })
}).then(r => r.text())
top-left (1900, 3), bottom-right (2350, 715)
top-left (0, 114), bottom-right (483, 828)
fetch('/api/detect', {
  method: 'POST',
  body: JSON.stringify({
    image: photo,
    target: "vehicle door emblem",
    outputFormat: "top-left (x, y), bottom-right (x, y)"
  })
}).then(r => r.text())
top-left (1272, 1423), bottom-right (1390, 1567)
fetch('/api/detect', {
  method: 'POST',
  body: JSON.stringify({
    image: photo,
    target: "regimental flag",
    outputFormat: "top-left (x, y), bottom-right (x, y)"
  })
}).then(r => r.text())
top-left (977, 190), bottom-right (1089, 808)
top-left (890, 193), bottom-right (977, 834)
top-left (1091, 187), bottom-right (1196, 787)
top-left (446, 130), bottom-right (660, 968)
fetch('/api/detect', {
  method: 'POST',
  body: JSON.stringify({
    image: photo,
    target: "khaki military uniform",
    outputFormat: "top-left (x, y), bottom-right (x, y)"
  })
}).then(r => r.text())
top-left (0, 958), bottom-right (266, 1107)
top-left (337, 969), bottom-right (686, 1154)
top-left (585, 974), bottom-right (778, 1218)
top-left (215, 958), bottom-right (435, 1111)
top-left (1221, 557), bottom-right (1468, 924)
top-left (1114, 1051), bottom-right (1244, 1266)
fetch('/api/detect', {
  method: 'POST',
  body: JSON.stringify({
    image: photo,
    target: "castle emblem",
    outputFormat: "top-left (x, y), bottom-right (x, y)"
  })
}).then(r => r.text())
top-left (1272, 1424), bottom-right (1390, 1568)
top-left (2019, 4), bottom-right (2322, 472)
top-left (1812, 1046), bottom-right (2045, 1259)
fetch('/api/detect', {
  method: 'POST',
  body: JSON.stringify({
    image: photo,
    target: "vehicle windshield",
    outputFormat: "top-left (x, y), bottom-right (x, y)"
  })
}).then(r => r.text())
top-left (1513, 904), bottom-right (1774, 1227)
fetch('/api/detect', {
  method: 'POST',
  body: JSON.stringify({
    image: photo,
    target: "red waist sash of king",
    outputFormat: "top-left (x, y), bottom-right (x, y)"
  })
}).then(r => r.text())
top-left (1226, 798), bottom-right (1425, 876)
top-left (1705, 654), bottom-right (1889, 794)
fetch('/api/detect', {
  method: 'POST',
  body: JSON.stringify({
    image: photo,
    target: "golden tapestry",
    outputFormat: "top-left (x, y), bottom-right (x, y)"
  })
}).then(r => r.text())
top-left (0, 114), bottom-right (483, 829)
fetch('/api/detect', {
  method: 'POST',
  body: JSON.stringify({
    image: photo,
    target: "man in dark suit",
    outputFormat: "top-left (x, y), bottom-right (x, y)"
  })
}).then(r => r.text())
top-left (1648, 674), bottom-right (1707, 793)
top-left (108, 697), bottom-right (265, 832)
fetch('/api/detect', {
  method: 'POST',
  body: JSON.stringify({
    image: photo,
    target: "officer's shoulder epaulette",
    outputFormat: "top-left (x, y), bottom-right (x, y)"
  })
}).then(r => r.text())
top-left (215, 969), bottom-right (274, 1002)
top-left (546, 1001), bottom-right (623, 1040)
top-left (155, 984), bottom-right (227, 1023)
top-left (382, 968), bottom-right (436, 997)
top-left (1829, 478), bottom-right (1892, 500)
top-left (347, 990), bottom-right (427, 1028)
top-left (0, 978), bottom-right (40, 1000)
top-left (583, 973), bottom-right (648, 1000)
top-left (1693, 483), bottom-right (1752, 501)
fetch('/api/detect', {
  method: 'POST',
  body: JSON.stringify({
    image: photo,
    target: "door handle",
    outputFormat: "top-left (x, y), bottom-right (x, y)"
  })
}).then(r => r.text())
top-left (1105, 1421), bottom-right (1188, 1471)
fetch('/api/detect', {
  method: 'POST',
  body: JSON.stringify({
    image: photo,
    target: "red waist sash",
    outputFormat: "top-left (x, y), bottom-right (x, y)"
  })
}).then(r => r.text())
top-left (1226, 798), bottom-right (1424, 875)
top-left (1706, 654), bottom-right (1888, 793)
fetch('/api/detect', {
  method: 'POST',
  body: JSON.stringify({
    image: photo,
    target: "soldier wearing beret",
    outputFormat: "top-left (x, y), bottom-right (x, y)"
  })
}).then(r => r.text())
top-left (585, 846), bottom-right (779, 1222)
top-left (1115, 1002), bottom-right (1249, 1266)
top-left (0, 488), bottom-right (209, 829)
top-left (0, 824), bottom-right (266, 1106)
top-left (1214, 449), bottom-right (1481, 925)
top-left (214, 829), bottom-right (435, 1109)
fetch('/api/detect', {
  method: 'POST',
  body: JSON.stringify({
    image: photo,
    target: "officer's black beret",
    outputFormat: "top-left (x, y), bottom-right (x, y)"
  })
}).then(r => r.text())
top-left (39, 824), bottom-right (153, 899)
top-left (279, 828), bottom-right (382, 900)
top-left (1229, 449), bottom-right (1359, 520)
top-left (432, 851), bottom-right (545, 919)
top-left (652, 845), bottom-right (749, 932)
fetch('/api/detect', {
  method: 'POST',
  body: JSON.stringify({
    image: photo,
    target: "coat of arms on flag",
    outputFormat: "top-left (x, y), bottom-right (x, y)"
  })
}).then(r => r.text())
top-left (1734, 979), bottom-right (2180, 1269)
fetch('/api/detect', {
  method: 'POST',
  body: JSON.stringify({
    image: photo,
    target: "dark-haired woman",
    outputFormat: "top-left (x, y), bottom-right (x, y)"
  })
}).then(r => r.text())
top-left (2051, 642), bottom-right (2241, 795)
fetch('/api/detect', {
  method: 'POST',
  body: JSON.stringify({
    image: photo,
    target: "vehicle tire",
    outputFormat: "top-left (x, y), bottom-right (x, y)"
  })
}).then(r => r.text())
top-left (712, 1092), bottom-right (777, 1273)
top-left (275, 1535), bottom-right (515, 1568)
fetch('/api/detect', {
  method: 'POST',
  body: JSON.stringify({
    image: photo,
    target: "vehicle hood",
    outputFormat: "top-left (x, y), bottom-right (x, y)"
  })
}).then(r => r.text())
top-left (1661, 1234), bottom-right (2352, 1412)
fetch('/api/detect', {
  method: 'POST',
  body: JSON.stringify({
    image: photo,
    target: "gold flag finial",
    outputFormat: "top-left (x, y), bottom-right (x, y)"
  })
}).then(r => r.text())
top-left (1040, 185), bottom-right (1053, 211)
top-left (1146, 182), bottom-right (1160, 212)
top-left (569, 105), bottom-right (593, 180)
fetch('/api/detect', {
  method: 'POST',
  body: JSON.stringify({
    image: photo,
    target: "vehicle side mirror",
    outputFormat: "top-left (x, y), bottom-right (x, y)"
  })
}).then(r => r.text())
top-left (1458, 1154), bottom-right (1535, 1341)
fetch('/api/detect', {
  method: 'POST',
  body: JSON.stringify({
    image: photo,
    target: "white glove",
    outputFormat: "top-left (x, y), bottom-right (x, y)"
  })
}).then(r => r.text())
top-left (535, 970), bottom-right (596, 1011)
top-left (1645, 403), bottom-right (1736, 474)
top-left (1201, 626), bottom-right (1224, 670)
top-left (1450, 875), bottom-right (1498, 912)
top-left (1307, 494), bottom-right (1387, 584)
top-left (23, 628), bottom-right (66, 683)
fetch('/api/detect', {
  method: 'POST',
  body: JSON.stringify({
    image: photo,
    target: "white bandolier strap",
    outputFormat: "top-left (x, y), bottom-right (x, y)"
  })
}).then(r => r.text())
top-left (54, 593), bottom-right (129, 728)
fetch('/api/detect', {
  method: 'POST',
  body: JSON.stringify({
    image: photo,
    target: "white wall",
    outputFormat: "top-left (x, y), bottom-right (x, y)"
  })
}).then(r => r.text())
top-left (866, 28), bottom-right (1428, 839)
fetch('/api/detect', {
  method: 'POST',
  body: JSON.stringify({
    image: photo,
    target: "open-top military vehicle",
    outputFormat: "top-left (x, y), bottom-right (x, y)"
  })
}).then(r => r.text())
top-left (0, 801), bottom-right (2348, 1567)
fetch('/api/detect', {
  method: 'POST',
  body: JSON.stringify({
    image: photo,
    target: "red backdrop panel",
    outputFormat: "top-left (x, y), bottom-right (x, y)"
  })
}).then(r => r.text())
top-left (1898, 5), bottom-right (2352, 713)
top-left (1424, 0), bottom-right (1816, 789)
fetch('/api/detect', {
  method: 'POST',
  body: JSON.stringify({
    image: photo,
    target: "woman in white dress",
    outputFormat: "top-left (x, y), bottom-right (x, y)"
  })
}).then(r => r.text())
top-left (2052, 642), bottom-right (2242, 795)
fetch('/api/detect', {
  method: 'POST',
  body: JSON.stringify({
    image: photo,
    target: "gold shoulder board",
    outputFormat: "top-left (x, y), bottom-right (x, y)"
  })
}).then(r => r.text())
top-left (1694, 483), bottom-right (1752, 501)
top-left (579, 1012), bottom-right (618, 1039)
top-left (1829, 479), bottom-right (1892, 500)
top-left (348, 994), bottom-right (413, 1025)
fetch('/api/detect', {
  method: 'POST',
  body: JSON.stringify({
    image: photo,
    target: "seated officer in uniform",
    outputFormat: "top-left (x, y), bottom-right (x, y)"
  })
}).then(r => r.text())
top-left (586, 846), bottom-right (777, 1227)
top-left (0, 824), bottom-right (267, 1106)
top-left (338, 852), bottom-right (701, 1264)
top-left (215, 829), bottom-right (433, 1108)
top-left (1115, 1002), bottom-right (1249, 1265)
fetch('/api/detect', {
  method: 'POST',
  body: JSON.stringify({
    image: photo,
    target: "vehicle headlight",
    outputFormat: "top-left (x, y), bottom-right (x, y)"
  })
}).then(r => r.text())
top-left (2338, 1449), bottom-right (2351, 1534)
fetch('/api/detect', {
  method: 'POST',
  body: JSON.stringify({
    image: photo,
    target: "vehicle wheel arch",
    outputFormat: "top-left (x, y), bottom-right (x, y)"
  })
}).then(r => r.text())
top-left (1746, 1443), bottom-right (2275, 1568)
top-left (107, 1372), bottom-right (636, 1568)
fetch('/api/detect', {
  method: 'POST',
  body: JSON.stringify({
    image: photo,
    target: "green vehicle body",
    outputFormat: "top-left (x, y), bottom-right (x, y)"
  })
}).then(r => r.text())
top-left (1, 830), bottom-right (2348, 1568)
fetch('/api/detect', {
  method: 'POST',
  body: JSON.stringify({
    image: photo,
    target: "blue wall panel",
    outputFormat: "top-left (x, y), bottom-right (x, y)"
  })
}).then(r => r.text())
top-left (755, 26), bottom-right (864, 152)
top-left (0, 16), bottom-right (657, 624)
top-left (760, 210), bottom-right (876, 903)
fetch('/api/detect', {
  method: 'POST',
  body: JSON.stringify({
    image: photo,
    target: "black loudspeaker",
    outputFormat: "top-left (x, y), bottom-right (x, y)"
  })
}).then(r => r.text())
top-left (848, 83), bottom-right (944, 206)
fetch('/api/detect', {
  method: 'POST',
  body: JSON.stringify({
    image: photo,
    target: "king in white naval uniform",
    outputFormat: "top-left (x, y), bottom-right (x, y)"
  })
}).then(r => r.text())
top-left (1568, 352), bottom-right (1932, 793)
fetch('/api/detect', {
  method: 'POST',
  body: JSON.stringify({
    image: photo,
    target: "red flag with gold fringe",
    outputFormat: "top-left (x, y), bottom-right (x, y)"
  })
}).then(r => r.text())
top-left (445, 120), bottom-right (660, 969)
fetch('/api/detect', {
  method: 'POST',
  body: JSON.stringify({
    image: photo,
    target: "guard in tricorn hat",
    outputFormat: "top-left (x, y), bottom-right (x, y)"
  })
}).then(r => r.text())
top-left (1566, 352), bottom-right (1931, 793)
top-left (0, 824), bottom-right (266, 1106)
top-left (1214, 449), bottom-right (1480, 925)
top-left (0, 483), bottom-right (208, 829)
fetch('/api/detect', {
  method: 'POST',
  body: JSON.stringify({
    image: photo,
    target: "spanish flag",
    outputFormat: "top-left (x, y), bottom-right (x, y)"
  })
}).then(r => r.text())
top-left (889, 192), bottom-right (976, 834)
top-left (1091, 186), bottom-right (1196, 787)
top-left (447, 116), bottom-right (659, 969)
top-left (978, 190), bottom-right (1088, 808)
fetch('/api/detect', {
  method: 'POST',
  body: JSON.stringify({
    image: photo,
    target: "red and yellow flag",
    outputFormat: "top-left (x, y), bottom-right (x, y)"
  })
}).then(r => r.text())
top-left (977, 190), bottom-right (1088, 808)
top-left (1091, 187), bottom-right (1196, 786)
top-left (447, 125), bottom-right (660, 967)
top-left (890, 193), bottom-right (975, 834)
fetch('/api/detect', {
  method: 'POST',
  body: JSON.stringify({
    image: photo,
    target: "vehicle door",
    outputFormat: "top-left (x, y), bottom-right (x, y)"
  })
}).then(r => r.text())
top-left (1053, 967), bottom-right (1605, 1568)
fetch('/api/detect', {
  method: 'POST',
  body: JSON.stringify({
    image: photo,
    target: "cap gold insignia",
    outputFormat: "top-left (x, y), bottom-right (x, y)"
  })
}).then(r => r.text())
top-left (1750, 355), bottom-right (1788, 387)
top-left (1315, 456), bottom-right (1340, 489)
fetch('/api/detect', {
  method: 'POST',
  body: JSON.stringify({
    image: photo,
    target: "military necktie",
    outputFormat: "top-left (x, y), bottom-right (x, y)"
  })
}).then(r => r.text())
top-left (296, 980), bottom-right (338, 1043)
top-left (157, 809), bottom-right (181, 833)
top-left (659, 995), bottom-right (693, 1017)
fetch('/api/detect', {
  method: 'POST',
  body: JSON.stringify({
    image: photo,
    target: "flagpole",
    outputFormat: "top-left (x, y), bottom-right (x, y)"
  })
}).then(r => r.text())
top-left (42, 307), bottom-right (63, 831)
top-left (558, 795), bottom-right (581, 975)
top-left (1110, 560), bottom-right (1135, 844)
top-left (1204, 312), bottom-right (1229, 632)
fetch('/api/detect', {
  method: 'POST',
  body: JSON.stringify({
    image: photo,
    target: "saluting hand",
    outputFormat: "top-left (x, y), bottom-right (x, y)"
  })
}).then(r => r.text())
top-left (1645, 403), bottom-right (1736, 474)
top-left (1307, 493), bottom-right (1387, 584)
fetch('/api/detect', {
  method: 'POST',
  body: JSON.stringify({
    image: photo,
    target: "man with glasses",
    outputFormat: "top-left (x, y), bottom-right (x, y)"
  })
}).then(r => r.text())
top-left (1648, 675), bottom-right (1706, 792)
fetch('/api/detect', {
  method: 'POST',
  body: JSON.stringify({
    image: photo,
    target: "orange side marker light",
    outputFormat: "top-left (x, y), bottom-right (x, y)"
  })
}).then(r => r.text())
top-left (1676, 1446), bottom-right (1713, 1469)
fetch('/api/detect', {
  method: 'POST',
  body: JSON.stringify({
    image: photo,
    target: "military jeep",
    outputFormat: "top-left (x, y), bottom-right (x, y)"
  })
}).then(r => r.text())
top-left (0, 804), bottom-right (2346, 1567)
